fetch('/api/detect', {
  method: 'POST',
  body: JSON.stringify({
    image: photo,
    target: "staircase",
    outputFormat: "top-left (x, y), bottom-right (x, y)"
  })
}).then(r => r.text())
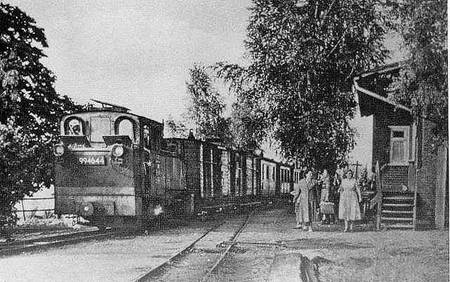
top-left (380, 192), bottom-right (415, 229)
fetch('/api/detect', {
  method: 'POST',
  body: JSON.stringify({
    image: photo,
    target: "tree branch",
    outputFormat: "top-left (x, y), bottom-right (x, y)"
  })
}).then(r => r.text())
top-left (320, 0), bottom-right (337, 24)
top-left (325, 29), bottom-right (347, 59)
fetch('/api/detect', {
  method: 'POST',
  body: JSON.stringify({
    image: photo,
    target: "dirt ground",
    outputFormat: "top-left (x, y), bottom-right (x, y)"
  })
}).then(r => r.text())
top-left (0, 208), bottom-right (447, 282)
top-left (221, 208), bottom-right (449, 282)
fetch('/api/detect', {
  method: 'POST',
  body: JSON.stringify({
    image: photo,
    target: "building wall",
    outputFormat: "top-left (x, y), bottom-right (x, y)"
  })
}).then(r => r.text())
top-left (373, 114), bottom-right (442, 225)
top-left (372, 109), bottom-right (412, 168)
top-left (415, 118), bottom-right (439, 223)
top-left (381, 165), bottom-right (409, 191)
top-left (434, 145), bottom-right (448, 229)
top-left (372, 111), bottom-right (442, 225)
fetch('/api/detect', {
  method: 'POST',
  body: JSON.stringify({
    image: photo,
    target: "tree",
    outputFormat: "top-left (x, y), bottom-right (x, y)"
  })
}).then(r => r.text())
top-left (218, 0), bottom-right (387, 169)
top-left (228, 89), bottom-right (269, 150)
top-left (0, 4), bottom-right (81, 217)
top-left (165, 115), bottom-right (189, 138)
top-left (185, 64), bottom-right (231, 143)
top-left (390, 0), bottom-right (447, 143)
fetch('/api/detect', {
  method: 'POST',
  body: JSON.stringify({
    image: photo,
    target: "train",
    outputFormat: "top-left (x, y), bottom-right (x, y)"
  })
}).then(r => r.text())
top-left (53, 100), bottom-right (302, 230)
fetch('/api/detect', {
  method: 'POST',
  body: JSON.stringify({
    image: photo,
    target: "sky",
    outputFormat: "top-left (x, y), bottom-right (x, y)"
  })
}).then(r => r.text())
top-left (7, 0), bottom-right (251, 121)
top-left (4, 0), bottom-right (404, 167)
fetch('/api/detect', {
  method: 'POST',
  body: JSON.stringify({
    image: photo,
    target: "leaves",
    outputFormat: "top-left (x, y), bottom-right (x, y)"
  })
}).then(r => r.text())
top-left (218, 0), bottom-right (387, 169)
top-left (0, 3), bottom-right (82, 215)
top-left (184, 64), bottom-right (232, 143)
top-left (389, 0), bottom-right (447, 143)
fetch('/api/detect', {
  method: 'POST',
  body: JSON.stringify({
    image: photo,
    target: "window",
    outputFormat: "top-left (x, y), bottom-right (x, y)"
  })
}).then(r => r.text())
top-left (266, 166), bottom-right (269, 180)
top-left (90, 117), bottom-right (111, 142)
top-left (65, 117), bottom-right (84, 135)
top-left (116, 118), bottom-right (135, 141)
top-left (143, 125), bottom-right (150, 148)
top-left (272, 167), bottom-right (275, 180)
top-left (389, 126), bottom-right (409, 165)
top-left (262, 165), bottom-right (265, 180)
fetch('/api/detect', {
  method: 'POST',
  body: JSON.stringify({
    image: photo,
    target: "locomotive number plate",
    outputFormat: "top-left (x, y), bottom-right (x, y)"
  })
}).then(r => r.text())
top-left (78, 156), bottom-right (105, 166)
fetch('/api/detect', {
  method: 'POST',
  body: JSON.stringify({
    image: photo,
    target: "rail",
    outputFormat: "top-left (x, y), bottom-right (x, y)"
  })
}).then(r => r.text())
top-left (0, 229), bottom-right (117, 257)
top-left (201, 211), bottom-right (253, 282)
top-left (135, 210), bottom-right (254, 282)
top-left (135, 221), bottom-right (224, 282)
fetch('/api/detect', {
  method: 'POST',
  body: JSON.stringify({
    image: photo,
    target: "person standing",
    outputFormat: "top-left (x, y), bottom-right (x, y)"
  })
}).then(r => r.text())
top-left (338, 170), bottom-right (362, 232)
top-left (319, 169), bottom-right (332, 224)
top-left (291, 171), bottom-right (315, 231)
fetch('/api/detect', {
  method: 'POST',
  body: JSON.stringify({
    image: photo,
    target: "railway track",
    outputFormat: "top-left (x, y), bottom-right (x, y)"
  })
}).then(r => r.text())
top-left (136, 210), bottom-right (254, 282)
top-left (0, 229), bottom-right (121, 257)
top-left (200, 210), bottom-right (253, 281)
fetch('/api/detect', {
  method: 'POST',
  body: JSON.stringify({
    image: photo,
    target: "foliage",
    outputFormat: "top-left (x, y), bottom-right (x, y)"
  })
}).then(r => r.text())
top-left (218, 0), bottom-right (387, 169)
top-left (185, 64), bottom-right (232, 143)
top-left (389, 0), bottom-right (447, 143)
top-left (0, 4), bottom-right (81, 215)
top-left (229, 95), bottom-right (268, 150)
top-left (165, 115), bottom-right (189, 138)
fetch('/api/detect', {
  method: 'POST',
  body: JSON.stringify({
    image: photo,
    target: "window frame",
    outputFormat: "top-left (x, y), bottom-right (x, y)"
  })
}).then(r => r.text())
top-left (389, 126), bottom-right (410, 166)
top-left (89, 116), bottom-right (112, 143)
top-left (64, 117), bottom-right (85, 136)
top-left (115, 117), bottom-right (136, 142)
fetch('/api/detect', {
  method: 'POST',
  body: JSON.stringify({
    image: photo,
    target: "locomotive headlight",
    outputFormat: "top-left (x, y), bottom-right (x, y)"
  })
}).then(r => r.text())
top-left (111, 144), bottom-right (124, 157)
top-left (53, 144), bottom-right (65, 157)
top-left (154, 204), bottom-right (163, 216)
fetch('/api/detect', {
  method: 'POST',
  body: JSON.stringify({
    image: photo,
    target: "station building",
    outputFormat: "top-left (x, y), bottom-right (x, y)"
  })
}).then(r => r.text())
top-left (354, 62), bottom-right (448, 229)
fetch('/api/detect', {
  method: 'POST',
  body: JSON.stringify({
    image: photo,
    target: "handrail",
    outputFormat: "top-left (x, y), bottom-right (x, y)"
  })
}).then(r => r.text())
top-left (413, 164), bottom-right (418, 230)
top-left (369, 163), bottom-right (387, 210)
top-left (375, 161), bottom-right (383, 230)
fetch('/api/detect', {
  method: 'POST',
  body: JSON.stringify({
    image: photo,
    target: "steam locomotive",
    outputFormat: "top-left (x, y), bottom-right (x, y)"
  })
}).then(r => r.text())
top-left (53, 100), bottom-right (301, 229)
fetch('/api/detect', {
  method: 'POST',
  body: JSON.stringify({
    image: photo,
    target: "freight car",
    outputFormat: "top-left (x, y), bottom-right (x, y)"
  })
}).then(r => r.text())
top-left (53, 100), bottom-right (303, 229)
top-left (164, 138), bottom-right (262, 215)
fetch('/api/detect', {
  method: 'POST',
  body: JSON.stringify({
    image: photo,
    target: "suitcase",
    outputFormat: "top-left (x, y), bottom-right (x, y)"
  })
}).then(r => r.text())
top-left (320, 202), bottom-right (335, 214)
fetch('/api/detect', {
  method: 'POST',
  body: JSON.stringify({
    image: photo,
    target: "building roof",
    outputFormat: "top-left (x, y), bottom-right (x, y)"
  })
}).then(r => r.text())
top-left (354, 62), bottom-right (412, 117)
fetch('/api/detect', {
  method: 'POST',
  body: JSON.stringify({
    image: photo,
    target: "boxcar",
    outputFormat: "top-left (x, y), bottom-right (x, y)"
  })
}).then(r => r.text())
top-left (165, 138), bottom-right (262, 214)
top-left (260, 158), bottom-right (277, 197)
top-left (279, 164), bottom-right (292, 195)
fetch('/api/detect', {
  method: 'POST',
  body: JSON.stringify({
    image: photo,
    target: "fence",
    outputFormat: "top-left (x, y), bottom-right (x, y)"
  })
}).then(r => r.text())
top-left (13, 186), bottom-right (55, 221)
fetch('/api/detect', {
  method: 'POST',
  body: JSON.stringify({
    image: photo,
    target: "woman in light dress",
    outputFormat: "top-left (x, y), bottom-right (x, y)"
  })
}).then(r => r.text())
top-left (338, 170), bottom-right (361, 232)
top-left (291, 171), bottom-right (315, 231)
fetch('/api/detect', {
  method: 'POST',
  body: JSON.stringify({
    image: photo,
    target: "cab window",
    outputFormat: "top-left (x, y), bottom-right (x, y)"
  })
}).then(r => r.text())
top-left (143, 125), bottom-right (150, 148)
top-left (90, 117), bottom-right (111, 142)
top-left (65, 117), bottom-right (84, 136)
top-left (116, 118), bottom-right (135, 141)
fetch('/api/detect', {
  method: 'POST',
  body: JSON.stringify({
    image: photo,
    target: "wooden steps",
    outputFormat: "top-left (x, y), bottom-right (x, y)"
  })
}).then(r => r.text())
top-left (381, 192), bottom-right (415, 229)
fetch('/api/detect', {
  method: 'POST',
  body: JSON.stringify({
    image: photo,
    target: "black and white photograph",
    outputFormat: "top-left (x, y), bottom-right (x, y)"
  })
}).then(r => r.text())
top-left (0, 1), bottom-right (448, 281)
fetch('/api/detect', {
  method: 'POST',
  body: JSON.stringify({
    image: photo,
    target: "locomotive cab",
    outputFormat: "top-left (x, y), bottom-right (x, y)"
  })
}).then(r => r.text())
top-left (53, 101), bottom-right (179, 230)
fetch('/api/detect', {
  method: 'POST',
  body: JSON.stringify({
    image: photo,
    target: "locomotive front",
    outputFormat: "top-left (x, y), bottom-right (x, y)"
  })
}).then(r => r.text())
top-left (53, 108), bottom-right (145, 229)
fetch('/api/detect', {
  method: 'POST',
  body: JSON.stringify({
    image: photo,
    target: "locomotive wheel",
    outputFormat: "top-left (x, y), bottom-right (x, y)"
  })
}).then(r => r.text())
top-left (97, 221), bottom-right (107, 232)
top-left (93, 216), bottom-right (107, 232)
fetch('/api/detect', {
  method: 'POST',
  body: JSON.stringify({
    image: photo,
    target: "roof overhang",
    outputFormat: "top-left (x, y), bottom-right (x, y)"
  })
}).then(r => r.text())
top-left (353, 65), bottom-right (412, 117)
